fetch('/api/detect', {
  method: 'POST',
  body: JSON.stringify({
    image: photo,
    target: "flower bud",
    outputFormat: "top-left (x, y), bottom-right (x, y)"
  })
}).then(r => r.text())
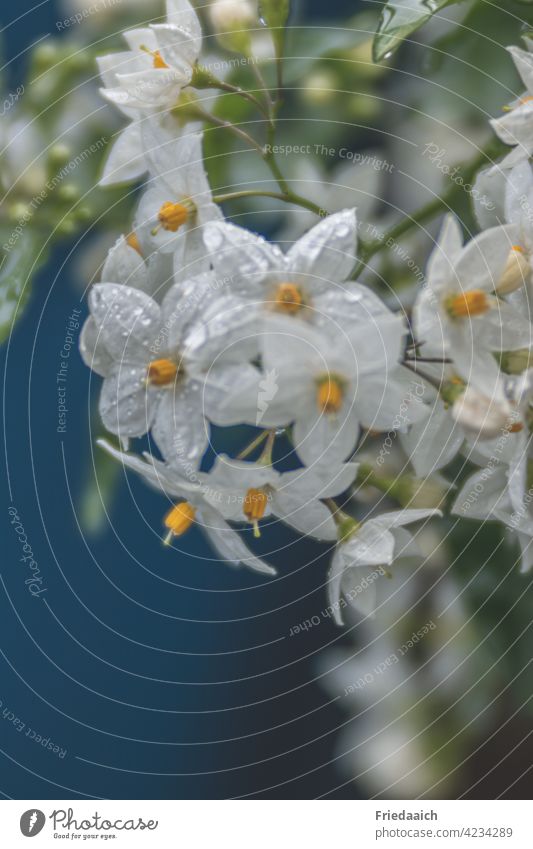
top-left (500, 348), bottom-right (533, 375)
top-left (209, 0), bottom-right (257, 54)
top-left (495, 245), bottom-right (530, 295)
top-left (451, 386), bottom-right (517, 439)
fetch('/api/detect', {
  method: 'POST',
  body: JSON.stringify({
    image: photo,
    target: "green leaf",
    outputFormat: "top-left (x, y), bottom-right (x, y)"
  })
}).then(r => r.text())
top-left (373, 0), bottom-right (467, 62)
top-left (0, 230), bottom-right (48, 344)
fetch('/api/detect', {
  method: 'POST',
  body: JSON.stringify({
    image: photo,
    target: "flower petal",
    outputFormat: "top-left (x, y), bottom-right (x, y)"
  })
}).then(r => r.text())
top-left (286, 208), bottom-right (357, 284)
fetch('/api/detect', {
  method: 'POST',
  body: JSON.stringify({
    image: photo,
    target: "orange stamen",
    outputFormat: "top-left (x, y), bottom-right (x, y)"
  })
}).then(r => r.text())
top-left (146, 358), bottom-right (178, 386)
top-left (274, 283), bottom-right (304, 315)
top-left (445, 289), bottom-right (490, 319)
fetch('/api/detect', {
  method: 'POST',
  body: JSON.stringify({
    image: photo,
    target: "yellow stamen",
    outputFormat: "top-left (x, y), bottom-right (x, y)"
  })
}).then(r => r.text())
top-left (243, 488), bottom-right (269, 538)
top-left (496, 244), bottom-right (530, 295)
top-left (157, 201), bottom-right (190, 233)
top-left (164, 502), bottom-right (196, 543)
top-left (317, 375), bottom-right (344, 415)
top-left (274, 282), bottom-right (304, 314)
top-left (503, 95), bottom-right (533, 112)
top-left (146, 358), bottom-right (178, 386)
top-left (445, 289), bottom-right (490, 319)
top-left (140, 44), bottom-right (169, 69)
top-left (126, 231), bottom-right (142, 255)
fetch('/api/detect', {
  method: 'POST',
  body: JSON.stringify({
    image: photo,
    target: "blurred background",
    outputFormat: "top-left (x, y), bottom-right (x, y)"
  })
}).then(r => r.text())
top-left (2, 0), bottom-right (533, 799)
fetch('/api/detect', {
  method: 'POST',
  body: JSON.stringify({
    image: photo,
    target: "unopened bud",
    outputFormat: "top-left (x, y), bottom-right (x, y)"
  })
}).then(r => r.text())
top-left (496, 245), bottom-right (530, 295)
top-left (500, 348), bottom-right (533, 375)
top-left (210, 0), bottom-right (256, 27)
top-left (451, 386), bottom-right (517, 439)
top-left (47, 145), bottom-right (71, 169)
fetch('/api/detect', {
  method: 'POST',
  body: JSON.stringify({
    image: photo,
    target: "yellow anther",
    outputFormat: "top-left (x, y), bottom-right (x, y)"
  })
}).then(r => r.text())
top-left (445, 289), bottom-right (490, 319)
top-left (140, 44), bottom-right (169, 69)
top-left (243, 488), bottom-right (269, 538)
top-left (503, 95), bottom-right (533, 112)
top-left (158, 201), bottom-right (190, 232)
top-left (164, 502), bottom-right (196, 544)
top-left (317, 375), bottom-right (345, 415)
top-left (274, 283), bottom-right (304, 314)
top-left (146, 358), bottom-right (178, 386)
top-left (126, 231), bottom-right (142, 255)
top-left (507, 421), bottom-right (524, 434)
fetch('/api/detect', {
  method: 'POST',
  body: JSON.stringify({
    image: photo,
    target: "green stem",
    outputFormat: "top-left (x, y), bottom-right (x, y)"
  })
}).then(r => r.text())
top-left (214, 79), bottom-right (270, 119)
top-left (213, 189), bottom-right (325, 217)
top-left (353, 137), bottom-right (506, 280)
top-left (200, 110), bottom-right (265, 155)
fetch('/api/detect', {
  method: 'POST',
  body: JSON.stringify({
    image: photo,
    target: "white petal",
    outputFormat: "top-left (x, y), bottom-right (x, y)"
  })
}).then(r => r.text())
top-left (100, 123), bottom-right (147, 187)
top-left (203, 221), bottom-right (284, 284)
top-left (455, 225), bottom-right (518, 293)
top-left (451, 466), bottom-right (511, 521)
top-left (509, 45), bottom-right (533, 93)
top-left (165, 0), bottom-right (202, 56)
top-left (272, 492), bottom-right (338, 541)
top-left (371, 508), bottom-right (440, 532)
top-left (293, 398), bottom-right (361, 466)
top-left (89, 283), bottom-right (160, 363)
top-left (152, 23), bottom-right (198, 70)
top-left (202, 364), bottom-right (263, 426)
top-left (341, 567), bottom-right (378, 619)
top-left (327, 548), bottom-right (347, 625)
top-left (100, 365), bottom-right (159, 437)
top-left (426, 215), bottom-right (464, 294)
top-left (400, 402), bottom-right (463, 477)
top-left (200, 507), bottom-right (276, 575)
top-left (286, 208), bottom-right (357, 283)
top-left (101, 235), bottom-right (148, 290)
top-left (490, 103), bottom-right (533, 151)
top-left (79, 316), bottom-right (113, 378)
top-left (152, 381), bottom-right (209, 470)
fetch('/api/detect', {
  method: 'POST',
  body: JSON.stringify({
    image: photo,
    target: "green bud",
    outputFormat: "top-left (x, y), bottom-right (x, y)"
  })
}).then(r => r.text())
top-left (57, 184), bottom-right (79, 203)
top-left (209, 0), bottom-right (256, 55)
top-left (302, 70), bottom-right (339, 106)
top-left (499, 349), bottom-right (533, 375)
top-left (33, 42), bottom-right (59, 70)
top-left (75, 206), bottom-right (92, 222)
top-left (9, 202), bottom-right (34, 224)
top-left (56, 218), bottom-right (78, 236)
top-left (47, 144), bottom-right (71, 169)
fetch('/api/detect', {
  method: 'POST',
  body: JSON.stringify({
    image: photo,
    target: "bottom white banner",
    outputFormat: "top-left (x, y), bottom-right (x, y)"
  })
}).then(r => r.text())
top-left (0, 800), bottom-right (530, 847)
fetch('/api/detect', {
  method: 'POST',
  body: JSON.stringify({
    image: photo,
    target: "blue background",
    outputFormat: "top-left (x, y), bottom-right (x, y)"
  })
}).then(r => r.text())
top-left (1, 0), bottom-right (359, 800)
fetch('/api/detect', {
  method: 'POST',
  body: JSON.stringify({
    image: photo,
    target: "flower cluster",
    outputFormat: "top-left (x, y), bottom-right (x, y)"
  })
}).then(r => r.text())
top-left (80, 1), bottom-right (533, 623)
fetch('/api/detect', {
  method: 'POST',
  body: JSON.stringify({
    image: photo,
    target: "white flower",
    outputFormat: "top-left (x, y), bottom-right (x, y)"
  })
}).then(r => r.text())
top-left (202, 454), bottom-right (359, 540)
top-left (135, 131), bottom-right (222, 278)
top-left (203, 211), bottom-right (392, 339)
top-left (99, 0), bottom-right (202, 112)
top-left (490, 41), bottom-right (533, 171)
top-left (218, 312), bottom-right (419, 466)
top-left (401, 366), bottom-right (525, 478)
top-left (98, 440), bottom-right (276, 575)
top-left (413, 215), bottom-right (532, 394)
top-left (451, 384), bottom-right (518, 439)
top-left (80, 277), bottom-right (254, 466)
top-left (327, 509), bottom-right (440, 624)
